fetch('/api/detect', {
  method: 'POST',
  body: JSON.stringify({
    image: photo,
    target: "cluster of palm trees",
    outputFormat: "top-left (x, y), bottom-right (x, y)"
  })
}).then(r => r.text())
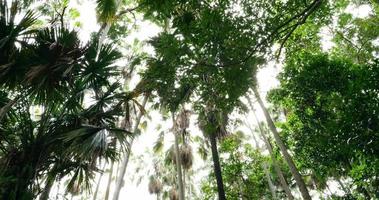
top-left (2, 0), bottom-right (376, 199)
top-left (0, 1), bottom-right (145, 199)
top-left (0, 0), bottom-right (311, 199)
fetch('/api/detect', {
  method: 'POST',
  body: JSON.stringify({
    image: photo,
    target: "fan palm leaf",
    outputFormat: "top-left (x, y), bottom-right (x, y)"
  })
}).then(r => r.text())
top-left (0, 1), bottom-right (37, 88)
top-left (96, 0), bottom-right (118, 23)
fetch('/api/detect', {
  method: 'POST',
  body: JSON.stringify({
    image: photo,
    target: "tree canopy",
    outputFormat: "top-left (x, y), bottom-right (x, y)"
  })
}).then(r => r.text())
top-left (0, 0), bottom-right (378, 199)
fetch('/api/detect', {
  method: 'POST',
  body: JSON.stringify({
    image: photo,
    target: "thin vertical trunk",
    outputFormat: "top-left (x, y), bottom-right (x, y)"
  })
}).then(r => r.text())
top-left (112, 95), bottom-right (149, 200)
top-left (261, 133), bottom-right (294, 200)
top-left (263, 162), bottom-right (277, 199)
top-left (104, 160), bottom-right (115, 200)
top-left (93, 163), bottom-right (107, 200)
top-left (336, 178), bottom-right (350, 196)
top-left (182, 166), bottom-right (186, 198)
top-left (248, 98), bottom-right (293, 199)
top-left (247, 99), bottom-right (294, 200)
top-left (55, 180), bottom-right (61, 200)
top-left (252, 88), bottom-right (311, 200)
top-left (181, 131), bottom-right (187, 199)
top-left (188, 174), bottom-right (191, 200)
top-left (209, 132), bottom-right (226, 200)
top-left (173, 114), bottom-right (185, 200)
top-left (245, 120), bottom-right (278, 199)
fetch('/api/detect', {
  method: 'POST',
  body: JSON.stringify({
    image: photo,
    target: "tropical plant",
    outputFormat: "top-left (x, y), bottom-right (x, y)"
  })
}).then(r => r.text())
top-left (269, 53), bottom-right (379, 198)
top-left (200, 132), bottom-right (272, 200)
top-left (0, 1), bottom-right (135, 199)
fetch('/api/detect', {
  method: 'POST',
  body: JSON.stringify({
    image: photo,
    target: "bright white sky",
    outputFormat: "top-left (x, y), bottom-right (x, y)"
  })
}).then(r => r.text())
top-left (45, 1), bottom-right (372, 199)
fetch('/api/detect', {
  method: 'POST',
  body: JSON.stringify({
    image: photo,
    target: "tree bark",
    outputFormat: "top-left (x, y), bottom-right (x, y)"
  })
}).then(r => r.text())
top-left (245, 117), bottom-right (279, 200)
top-left (104, 160), bottom-right (115, 200)
top-left (112, 95), bottom-right (148, 200)
top-left (252, 88), bottom-right (311, 200)
top-left (335, 178), bottom-right (350, 197)
top-left (261, 133), bottom-right (294, 200)
top-left (263, 162), bottom-right (277, 199)
top-left (188, 174), bottom-right (191, 200)
top-left (93, 163), bottom-right (106, 200)
top-left (172, 114), bottom-right (185, 200)
top-left (247, 100), bottom-right (294, 200)
top-left (209, 132), bottom-right (226, 200)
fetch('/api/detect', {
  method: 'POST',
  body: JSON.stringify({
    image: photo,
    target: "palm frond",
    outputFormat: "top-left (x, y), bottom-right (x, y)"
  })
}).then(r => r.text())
top-left (96, 0), bottom-right (118, 23)
top-left (82, 37), bottom-right (122, 90)
top-left (153, 131), bottom-right (165, 153)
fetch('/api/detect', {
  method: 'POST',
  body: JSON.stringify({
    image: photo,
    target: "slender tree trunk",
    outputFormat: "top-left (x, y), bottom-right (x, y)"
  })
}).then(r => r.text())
top-left (252, 88), bottom-right (311, 200)
top-left (93, 163), bottom-right (107, 200)
top-left (172, 114), bottom-right (185, 200)
top-left (182, 166), bottom-right (186, 198)
top-left (263, 162), bottom-right (277, 199)
top-left (104, 160), bottom-right (115, 200)
top-left (262, 133), bottom-right (295, 200)
top-left (112, 95), bottom-right (148, 200)
top-left (245, 119), bottom-right (278, 199)
top-left (188, 174), bottom-right (191, 200)
top-left (209, 132), bottom-right (226, 200)
top-left (39, 174), bottom-right (56, 200)
top-left (181, 131), bottom-right (187, 199)
top-left (336, 178), bottom-right (352, 196)
top-left (247, 101), bottom-right (294, 200)
top-left (55, 180), bottom-right (61, 200)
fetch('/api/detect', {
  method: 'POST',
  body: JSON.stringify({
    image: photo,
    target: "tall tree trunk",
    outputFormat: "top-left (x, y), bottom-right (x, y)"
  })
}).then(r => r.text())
top-left (93, 163), bottom-right (107, 200)
top-left (247, 99), bottom-right (294, 200)
top-left (252, 88), bottom-right (311, 200)
top-left (336, 178), bottom-right (351, 196)
top-left (209, 132), bottom-right (226, 200)
top-left (182, 166), bottom-right (186, 198)
top-left (172, 114), bottom-right (185, 200)
top-left (188, 174), bottom-right (191, 200)
top-left (55, 180), bottom-right (61, 200)
top-left (263, 162), bottom-right (277, 199)
top-left (181, 130), bottom-right (188, 199)
top-left (245, 118), bottom-right (278, 199)
top-left (39, 174), bottom-right (56, 200)
top-left (104, 160), bottom-right (115, 200)
top-left (112, 95), bottom-right (148, 200)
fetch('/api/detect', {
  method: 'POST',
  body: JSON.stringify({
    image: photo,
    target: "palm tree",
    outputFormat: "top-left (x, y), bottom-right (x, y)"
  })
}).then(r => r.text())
top-left (0, 2), bottom-right (133, 198)
top-left (172, 113), bottom-right (185, 200)
top-left (112, 94), bottom-right (149, 200)
top-left (104, 159), bottom-right (115, 200)
top-left (92, 162), bottom-right (107, 200)
top-left (148, 176), bottom-right (163, 200)
top-left (198, 109), bottom-right (228, 200)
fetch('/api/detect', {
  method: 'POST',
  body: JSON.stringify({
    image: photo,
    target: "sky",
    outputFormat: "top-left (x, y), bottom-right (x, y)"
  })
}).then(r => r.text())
top-left (44, 0), bottom-right (373, 199)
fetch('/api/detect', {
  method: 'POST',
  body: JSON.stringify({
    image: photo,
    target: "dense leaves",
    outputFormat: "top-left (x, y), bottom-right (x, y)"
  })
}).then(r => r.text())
top-left (1, 0), bottom-right (379, 199)
top-left (201, 133), bottom-right (272, 199)
top-left (0, 2), bottom-right (132, 199)
top-left (269, 53), bottom-right (379, 198)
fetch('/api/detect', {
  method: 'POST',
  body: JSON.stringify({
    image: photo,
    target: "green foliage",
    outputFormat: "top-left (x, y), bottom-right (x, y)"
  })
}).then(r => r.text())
top-left (96, 0), bottom-right (118, 23)
top-left (200, 133), bottom-right (272, 199)
top-left (331, 11), bottom-right (379, 63)
top-left (269, 53), bottom-right (379, 198)
top-left (0, 2), bottom-right (133, 199)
